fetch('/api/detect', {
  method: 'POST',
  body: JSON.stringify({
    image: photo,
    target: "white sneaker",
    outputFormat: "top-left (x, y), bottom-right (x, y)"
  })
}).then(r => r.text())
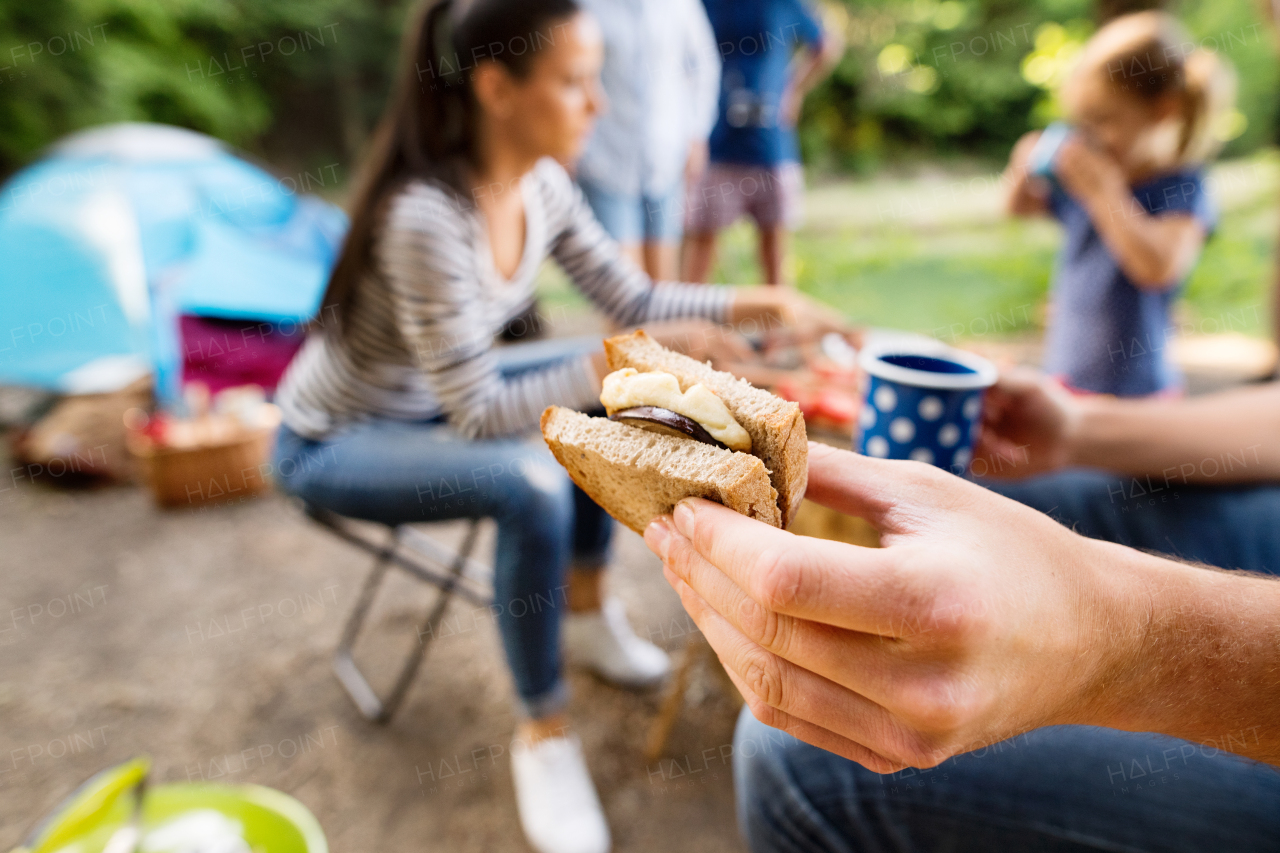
top-left (511, 733), bottom-right (610, 853)
top-left (564, 598), bottom-right (671, 688)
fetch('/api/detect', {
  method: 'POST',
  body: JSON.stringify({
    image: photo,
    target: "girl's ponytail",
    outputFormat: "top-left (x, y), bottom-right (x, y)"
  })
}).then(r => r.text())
top-left (1070, 11), bottom-right (1238, 169)
top-left (1178, 48), bottom-right (1237, 166)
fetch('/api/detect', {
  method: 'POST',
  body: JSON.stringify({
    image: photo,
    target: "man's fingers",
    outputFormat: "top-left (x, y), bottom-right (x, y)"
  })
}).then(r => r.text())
top-left (658, 502), bottom-right (933, 632)
top-left (656, 515), bottom-right (928, 704)
top-left (803, 443), bottom-right (930, 534)
top-left (667, 571), bottom-right (922, 771)
top-left (727, 672), bottom-right (908, 775)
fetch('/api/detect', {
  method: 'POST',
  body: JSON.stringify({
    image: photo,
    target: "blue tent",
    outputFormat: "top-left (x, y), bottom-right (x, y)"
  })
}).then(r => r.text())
top-left (0, 123), bottom-right (347, 407)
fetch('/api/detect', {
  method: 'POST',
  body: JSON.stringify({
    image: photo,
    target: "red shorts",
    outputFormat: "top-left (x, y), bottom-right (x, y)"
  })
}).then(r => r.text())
top-left (683, 162), bottom-right (804, 233)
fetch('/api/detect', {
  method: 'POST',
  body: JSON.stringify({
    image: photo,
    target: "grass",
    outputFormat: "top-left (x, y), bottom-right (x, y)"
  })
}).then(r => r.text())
top-left (540, 151), bottom-right (1280, 341)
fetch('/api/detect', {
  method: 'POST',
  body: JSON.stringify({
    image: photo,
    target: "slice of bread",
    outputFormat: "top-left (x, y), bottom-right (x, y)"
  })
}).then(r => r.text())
top-left (604, 330), bottom-right (808, 528)
top-left (541, 406), bottom-right (781, 534)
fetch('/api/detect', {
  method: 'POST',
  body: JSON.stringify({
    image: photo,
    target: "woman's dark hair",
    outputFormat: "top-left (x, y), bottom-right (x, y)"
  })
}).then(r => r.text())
top-left (320, 0), bottom-right (582, 325)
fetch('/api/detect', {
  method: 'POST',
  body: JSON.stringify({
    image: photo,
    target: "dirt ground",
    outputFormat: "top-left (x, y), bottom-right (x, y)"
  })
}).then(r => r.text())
top-left (0, 446), bottom-right (748, 851)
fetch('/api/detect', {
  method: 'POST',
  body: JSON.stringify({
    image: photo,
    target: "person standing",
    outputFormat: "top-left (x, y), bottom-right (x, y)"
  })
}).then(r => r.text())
top-left (1004, 12), bottom-right (1234, 397)
top-left (683, 0), bottom-right (843, 285)
top-left (575, 0), bottom-right (721, 282)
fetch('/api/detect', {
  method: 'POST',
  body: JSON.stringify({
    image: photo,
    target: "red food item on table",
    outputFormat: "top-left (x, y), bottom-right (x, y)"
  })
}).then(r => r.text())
top-left (814, 390), bottom-right (858, 426)
top-left (774, 379), bottom-right (818, 420)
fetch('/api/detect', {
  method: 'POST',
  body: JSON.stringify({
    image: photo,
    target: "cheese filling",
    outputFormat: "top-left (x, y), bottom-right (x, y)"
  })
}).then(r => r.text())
top-left (600, 369), bottom-right (752, 452)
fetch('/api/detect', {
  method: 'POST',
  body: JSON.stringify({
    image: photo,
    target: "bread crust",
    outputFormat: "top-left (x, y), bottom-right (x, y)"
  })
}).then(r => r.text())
top-left (603, 330), bottom-right (808, 528)
top-left (541, 406), bottom-right (780, 534)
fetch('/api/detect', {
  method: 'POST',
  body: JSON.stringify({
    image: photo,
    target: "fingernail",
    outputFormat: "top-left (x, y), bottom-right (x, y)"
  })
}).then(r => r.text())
top-left (673, 500), bottom-right (696, 536)
top-left (644, 517), bottom-right (672, 559)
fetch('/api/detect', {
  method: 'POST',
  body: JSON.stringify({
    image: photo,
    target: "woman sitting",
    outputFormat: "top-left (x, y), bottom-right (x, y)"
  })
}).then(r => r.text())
top-left (272, 1), bottom-right (836, 851)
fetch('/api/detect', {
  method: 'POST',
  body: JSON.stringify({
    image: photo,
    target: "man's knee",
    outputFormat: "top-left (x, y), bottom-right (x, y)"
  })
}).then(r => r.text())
top-left (733, 709), bottom-right (807, 850)
top-left (734, 708), bottom-right (882, 853)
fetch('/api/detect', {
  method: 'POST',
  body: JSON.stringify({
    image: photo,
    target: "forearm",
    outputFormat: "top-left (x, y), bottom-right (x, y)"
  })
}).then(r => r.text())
top-left (1088, 537), bottom-right (1280, 765)
top-left (1068, 384), bottom-right (1280, 482)
top-left (727, 288), bottom-right (845, 341)
top-left (556, 217), bottom-right (732, 325)
top-left (784, 55), bottom-right (825, 106)
top-left (431, 351), bottom-right (600, 439)
top-left (783, 48), bottom-right (834, 100)
top-left (1082, 188), bottom-right (1199, 288)
top-left (791, 35), bottom-right (841, 99)
top-left (1005, 167), bottom-right (1047, 217)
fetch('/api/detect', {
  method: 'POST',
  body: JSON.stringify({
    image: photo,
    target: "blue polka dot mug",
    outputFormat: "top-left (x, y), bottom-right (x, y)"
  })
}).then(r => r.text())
top-left (856, 343), bottom-right (998, 474)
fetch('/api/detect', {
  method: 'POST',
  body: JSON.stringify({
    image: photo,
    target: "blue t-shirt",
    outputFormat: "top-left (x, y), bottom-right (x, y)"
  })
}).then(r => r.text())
top-left (702, 0), bottom-right (823, 166)
top-left (1041, 170), bottom-right (1216, 397)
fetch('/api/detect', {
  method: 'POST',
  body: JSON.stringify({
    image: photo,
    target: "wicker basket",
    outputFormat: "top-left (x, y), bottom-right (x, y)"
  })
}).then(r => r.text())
top-left (127, 411), bottom-right (279, 509)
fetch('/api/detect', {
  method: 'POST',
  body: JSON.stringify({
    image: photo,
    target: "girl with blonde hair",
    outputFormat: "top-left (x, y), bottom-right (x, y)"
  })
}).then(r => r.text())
top-left (1005, 11), bottom-right (1236, 397)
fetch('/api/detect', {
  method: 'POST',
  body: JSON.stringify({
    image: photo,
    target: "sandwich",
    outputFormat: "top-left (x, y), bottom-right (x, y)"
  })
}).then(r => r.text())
top-left (540, 330), bottom-right (808, 534)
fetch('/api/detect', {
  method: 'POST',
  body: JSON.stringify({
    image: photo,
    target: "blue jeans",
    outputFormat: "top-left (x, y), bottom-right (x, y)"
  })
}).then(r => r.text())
top-left (733, 469), bottom-right (1280, 851)
top-left (981, 468), bottom-right (1280, 575)
top-left (273, 337), bottom-right (612, 719)
top-left (578, 175), bottom-right (685, 243)
top-left (734, 711), bottom-right (1280, 853)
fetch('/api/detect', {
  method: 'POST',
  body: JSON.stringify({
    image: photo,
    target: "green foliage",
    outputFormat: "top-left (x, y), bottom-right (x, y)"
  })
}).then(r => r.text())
top-left (804, 0), bottom-right (1084, 170)
top-left (802, 0), bottom-right (1278, 172)
top-left (0, 0), bottom-right (1275, 179)
top-left (1174, 0), bottom-right (1279, 157)
top-left (0, 0), bottom-right (415, 176)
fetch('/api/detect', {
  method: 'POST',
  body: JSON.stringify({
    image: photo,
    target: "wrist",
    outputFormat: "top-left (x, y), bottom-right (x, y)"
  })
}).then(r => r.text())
top-left (1080, 174), bottom-right (1129, 224)
top-left (729, 289), bottom-right (779, 325)
top-left (1075, 538), bottom-right (1280, 757)
top-left (1062, 394), bottom-right (1107, 468)
top-left (1065, 537), bottom-right (1167, 731)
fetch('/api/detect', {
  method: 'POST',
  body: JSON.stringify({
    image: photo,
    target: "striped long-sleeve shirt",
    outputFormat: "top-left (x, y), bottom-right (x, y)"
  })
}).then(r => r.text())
top-left (276, 158), bottom-right (732, 440)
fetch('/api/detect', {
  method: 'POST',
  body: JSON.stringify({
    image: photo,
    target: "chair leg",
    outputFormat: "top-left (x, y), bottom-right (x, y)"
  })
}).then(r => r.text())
top-left (333, 527), bottom-right (401, 722)
top-left (332, 519), bottom-right (484, 724)
top-left (378, 519), bottom-right (482, 721)
top-left (644, 637), bottom-right (700, 762)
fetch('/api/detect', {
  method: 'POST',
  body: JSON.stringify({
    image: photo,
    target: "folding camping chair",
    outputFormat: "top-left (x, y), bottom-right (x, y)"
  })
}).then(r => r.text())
top-left (302, 503), bottom-right (494, 723)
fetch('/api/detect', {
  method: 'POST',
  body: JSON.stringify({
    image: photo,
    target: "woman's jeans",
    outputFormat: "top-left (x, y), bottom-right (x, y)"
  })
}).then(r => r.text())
top-left (733, 468), bottom-right (1280, 852)
top-left (273, 338), bottom-right (612, 719)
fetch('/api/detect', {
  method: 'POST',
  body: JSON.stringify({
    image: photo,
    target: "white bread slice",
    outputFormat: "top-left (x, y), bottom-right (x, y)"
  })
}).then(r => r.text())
top-left (604, 330), bottom-right (807, 528)
top-left (541, 406), bottom-right (781, 534)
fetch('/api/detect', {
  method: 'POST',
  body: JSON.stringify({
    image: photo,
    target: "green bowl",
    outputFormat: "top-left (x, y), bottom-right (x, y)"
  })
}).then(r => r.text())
top-left (14, 759), bottom-right (327, 853)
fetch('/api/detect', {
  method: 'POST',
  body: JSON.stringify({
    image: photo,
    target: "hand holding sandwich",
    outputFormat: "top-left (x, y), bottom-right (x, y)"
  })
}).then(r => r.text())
top-left (645, 442), bottom-right (1280, 769)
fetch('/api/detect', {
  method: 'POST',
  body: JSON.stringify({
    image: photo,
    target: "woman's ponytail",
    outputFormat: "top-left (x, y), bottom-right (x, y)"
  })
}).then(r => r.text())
top-left (317, 0), bottom-right (581, 328)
